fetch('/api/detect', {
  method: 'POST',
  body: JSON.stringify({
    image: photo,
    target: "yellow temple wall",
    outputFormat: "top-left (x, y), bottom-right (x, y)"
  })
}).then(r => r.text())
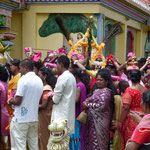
top-left (11, 13), bottom-right (23, 59)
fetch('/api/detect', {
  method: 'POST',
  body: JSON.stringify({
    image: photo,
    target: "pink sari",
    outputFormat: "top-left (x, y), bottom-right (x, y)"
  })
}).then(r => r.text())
top-left (0, 81), bottom-right (9, 136)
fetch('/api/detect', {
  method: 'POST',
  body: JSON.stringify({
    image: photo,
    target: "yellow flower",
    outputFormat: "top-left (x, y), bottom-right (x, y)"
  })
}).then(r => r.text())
top-left (101, 62), bottom-right (106, 68)
top-left (69, 40), bottom-right (73, 45)
top-left (90, 16), bottom-right (93, 19)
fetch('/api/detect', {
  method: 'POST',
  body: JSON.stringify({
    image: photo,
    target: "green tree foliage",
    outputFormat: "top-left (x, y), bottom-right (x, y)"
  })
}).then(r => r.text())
top-left (39, 14), bottom-right (97, 38)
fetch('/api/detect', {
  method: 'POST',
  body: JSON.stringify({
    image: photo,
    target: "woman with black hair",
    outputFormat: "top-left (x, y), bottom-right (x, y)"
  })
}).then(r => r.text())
top-left (74, 67), bottom-right (90, 96)
top-left (69, 67), bottom-right (90, 150)
top-left (119, 69), bottom-right (147, 150)
top-left (83, 68), bottom-right (116, 150)
top-left (7, 59), bottom-right (21, 117)
top-left (126, 90), bottom-right (150, 150)
top-left (38, 67), bottom-right (57, 150)
top-left (119, 80), bottom-right (129, 96)
top-left (8, 59), bottom-right (21, 99)
top-left (33, 61), bottom-right (43, 75)
top-left (0, 65), bottom-right (9, 149)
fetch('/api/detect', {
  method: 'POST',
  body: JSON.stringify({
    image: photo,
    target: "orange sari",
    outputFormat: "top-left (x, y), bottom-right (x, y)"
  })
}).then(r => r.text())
top-left (8, 73), bottom-right (21, 99)
top-left (121, 87), bottom-right (147, 150)
top-left (7, 73), bottom-right (21, 115)
top-left (38, 85), bottom-right (53, 150)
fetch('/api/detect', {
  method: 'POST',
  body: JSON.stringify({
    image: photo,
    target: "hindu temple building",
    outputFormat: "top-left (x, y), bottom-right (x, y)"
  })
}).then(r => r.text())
top-left (3, 0), bottom-right (150, 62)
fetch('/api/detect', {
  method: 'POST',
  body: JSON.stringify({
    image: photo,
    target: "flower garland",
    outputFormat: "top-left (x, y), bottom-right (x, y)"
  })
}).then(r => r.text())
top-left (24, 47), bottom-right (42, 63)
top-left (90, 41), bottom-right (105, 68)
top-left (68, 27), bottom-right (106, 68)
top-left (68, 28), bottom-right (90, 58)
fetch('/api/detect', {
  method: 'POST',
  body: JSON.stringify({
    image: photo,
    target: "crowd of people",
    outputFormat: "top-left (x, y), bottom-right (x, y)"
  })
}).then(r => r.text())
top-left (0, 47), bottom-right (150, 150)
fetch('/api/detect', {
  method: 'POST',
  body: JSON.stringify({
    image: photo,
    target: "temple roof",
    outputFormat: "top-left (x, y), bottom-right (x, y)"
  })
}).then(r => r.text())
top-left (25, 0), bottom-right (150, 24)
top-left (25, 0), bottom-right (150, 6)
top-left (0, 0), bottom-right (27, 10)
top-left (124, 0), bottom-right (150, 14)
top-left (26, 0), bottom-right (99, 2)
top-left (25, 0), bottom-right (150, 14)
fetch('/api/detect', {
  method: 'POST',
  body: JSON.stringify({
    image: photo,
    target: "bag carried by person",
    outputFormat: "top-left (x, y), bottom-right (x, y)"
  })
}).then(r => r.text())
top-left (76, 110), bottom-right (87, 124)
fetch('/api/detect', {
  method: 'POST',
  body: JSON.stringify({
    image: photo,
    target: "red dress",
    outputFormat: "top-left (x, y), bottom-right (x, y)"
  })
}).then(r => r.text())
top-left (121, 87), bottom-right (147, 149)
top-left (90, 77), bottom-right (97, 92)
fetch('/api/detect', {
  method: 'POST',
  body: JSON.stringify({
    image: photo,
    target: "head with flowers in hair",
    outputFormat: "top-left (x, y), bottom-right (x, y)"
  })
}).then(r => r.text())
top-left (127, 52), bottom-right (137, 66)
top-left (125, 52), bottom-right (139, 79)
top-left (126, 52), bottom-right (138, 70)
top-left (128, 52), bottom-right (135, 58)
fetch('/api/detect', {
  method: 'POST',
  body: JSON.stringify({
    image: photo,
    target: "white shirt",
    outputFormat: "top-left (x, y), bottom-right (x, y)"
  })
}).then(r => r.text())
top-left (51, 70), bottom-right (76, 134)
top-left (12, 72), bottom-right (43, 123)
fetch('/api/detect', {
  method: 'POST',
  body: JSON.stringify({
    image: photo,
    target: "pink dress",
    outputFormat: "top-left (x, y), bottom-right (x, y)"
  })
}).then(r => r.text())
top-left (0, 80), bottom-right (9, 136)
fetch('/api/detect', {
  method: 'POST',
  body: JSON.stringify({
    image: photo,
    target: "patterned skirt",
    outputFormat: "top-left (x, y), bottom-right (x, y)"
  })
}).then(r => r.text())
top-left (69, 119), bottom-right (81, 150)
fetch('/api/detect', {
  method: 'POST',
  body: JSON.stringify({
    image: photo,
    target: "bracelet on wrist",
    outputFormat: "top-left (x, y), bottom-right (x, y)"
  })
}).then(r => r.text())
top-left (74, 60), bottom-right (79, 65)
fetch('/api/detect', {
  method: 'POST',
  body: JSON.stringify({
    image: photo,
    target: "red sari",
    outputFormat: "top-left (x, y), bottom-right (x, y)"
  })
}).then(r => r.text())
top-left (121, 87), bottom-right (147, 150)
